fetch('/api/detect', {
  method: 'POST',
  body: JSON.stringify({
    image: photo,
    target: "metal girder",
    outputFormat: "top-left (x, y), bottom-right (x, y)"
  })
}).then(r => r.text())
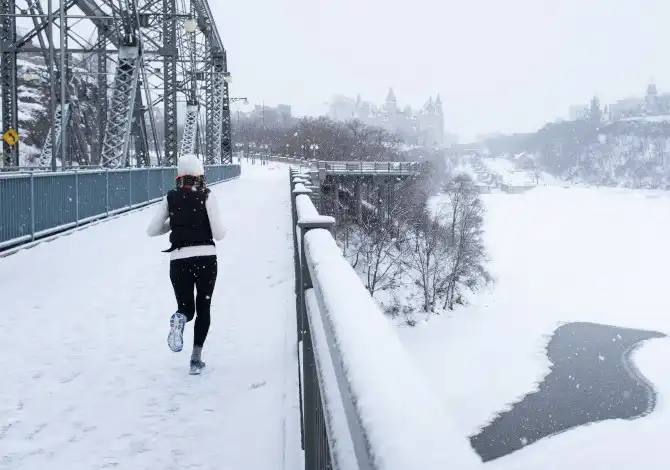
top-left (3, 0), bottom-right (232, 169)
top-left (25, 0), bottom-right (49, 64)
top-left (100, 45), bottom-right (141, 167)
top-left (192, 0), bottom-right (224, 53)
top-left (220, 50), bottom-right (232, 164)
top-left (181, 104), bottom-right (198, 156)
top-left (68, 98), bottom-right (90, 165)
top-left (39, 51), bottom-right (93, 167)
top-left (50, 5), bottom-right (71, 167)
top-left (34, 0), bottom-right (117, 167)
top-left (94, 29), bottom-right (108, 165)
top-left (14, 0), bottom-right (78, 51)
top-left (39, 103), bottom-right (71, 166)
top-left (162, 0), bottom-right (178, 165)
top-left (205, 51), bottom-right (224, 164)
top-left (1, 0), bottom-right (18, 167)
top-left (132, 80), bottom-right (149, 166)
top-left (193, 0), bottom-right (231, 164)
top-left (176, 0), bottom-right (198, 161)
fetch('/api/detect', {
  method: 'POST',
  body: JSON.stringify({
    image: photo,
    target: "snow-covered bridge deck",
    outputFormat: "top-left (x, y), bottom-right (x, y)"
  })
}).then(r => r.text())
top-left (0, 161), bottom-right (482, 470)
top-left (0, 164), bottom-right (301, 469)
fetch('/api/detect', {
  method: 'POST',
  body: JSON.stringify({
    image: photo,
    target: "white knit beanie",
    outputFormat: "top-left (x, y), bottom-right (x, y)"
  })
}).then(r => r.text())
top-left (177, 153), bottom-right (205, 177)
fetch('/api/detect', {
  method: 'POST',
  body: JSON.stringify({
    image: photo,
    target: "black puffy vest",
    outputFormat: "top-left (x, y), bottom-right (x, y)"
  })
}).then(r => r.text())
top-left (164, 187), bottom-right (214, 252)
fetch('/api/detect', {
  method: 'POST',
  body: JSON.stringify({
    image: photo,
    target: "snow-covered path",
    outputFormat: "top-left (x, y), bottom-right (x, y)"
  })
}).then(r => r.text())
top-left (0, 163), bottom-right (300, 469)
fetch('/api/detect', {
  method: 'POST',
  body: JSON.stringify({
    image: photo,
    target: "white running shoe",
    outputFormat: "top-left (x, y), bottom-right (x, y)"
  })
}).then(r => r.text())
top-left (167, 313), bottom-right (187, 352)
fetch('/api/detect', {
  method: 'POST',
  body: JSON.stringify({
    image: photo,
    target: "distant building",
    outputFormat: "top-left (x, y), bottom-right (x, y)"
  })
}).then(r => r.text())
top-left (569, 81), bottom-right (670, 122)
top-left (240, 103), bottom-right (294, 128)
top-left (327, 88), bottom-right (445, 147)
top-left (568, 104), bottom-right (589, 121)
top-left (608, 97), bottom-right (644, 120)
top-left (276, 104), bottom-right (292, 126)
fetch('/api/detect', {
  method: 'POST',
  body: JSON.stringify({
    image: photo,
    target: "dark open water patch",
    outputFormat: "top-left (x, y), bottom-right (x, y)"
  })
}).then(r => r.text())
top-left (469, 321), bottom-right (666, 462)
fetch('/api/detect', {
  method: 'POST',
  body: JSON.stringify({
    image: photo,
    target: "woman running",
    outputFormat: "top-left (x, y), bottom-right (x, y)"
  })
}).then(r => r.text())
top-left (146, 154), bottom-right (226, 374)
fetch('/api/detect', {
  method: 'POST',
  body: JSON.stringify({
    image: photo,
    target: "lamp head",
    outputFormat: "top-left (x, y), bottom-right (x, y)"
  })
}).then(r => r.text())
top-left (183, 17), bottom-right (197, 33)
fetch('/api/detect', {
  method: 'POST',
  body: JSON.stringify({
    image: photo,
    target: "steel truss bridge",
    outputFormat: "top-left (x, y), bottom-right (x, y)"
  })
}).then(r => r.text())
top-left (0, 0), bottom-right (232, 169)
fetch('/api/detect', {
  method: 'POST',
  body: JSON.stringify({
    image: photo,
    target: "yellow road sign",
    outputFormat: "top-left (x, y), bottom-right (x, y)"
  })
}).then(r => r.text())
top-left (2, 128), bottom-right (19, 146)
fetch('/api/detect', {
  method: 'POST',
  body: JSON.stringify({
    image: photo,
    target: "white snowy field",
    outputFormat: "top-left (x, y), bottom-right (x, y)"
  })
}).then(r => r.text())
top-left (401, 185), bottom-right (670, 469)
top-left (0, 162), bottom-right (301, 469)
top-left (482, 157), bottom-right (536, 186)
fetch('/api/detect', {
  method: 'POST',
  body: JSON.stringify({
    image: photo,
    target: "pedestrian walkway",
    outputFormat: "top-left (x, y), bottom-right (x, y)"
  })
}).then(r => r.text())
top-left (0, 163), bottom-right (300, 470)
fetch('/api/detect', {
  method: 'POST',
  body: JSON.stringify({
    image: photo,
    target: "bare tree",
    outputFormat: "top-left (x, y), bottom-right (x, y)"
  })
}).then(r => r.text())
top-left (318, 120), bottom-right (413, 294)
top-left (531, 159), bottom-right (542, 184)
top-left (398, 174), bottom-right (490, 313)
top-left (288, 117), bottom-right (492, 315)
top-left (245, 117), bottom-right (406, 163)
top-left (439, 175), bottom-right (491, 309)
top-left (402, 206), bottom-right (452, 313)
top-left (340, 206), bottom-right (407, 295)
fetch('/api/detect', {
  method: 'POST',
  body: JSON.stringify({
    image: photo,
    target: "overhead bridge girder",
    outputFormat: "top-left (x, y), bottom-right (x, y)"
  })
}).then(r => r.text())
top-left (100, 45), bottom-right (141, 168)
top-left (205, 55), bottom-right (224, 164)
top-left (180, 104), bottom-right (199, 156)
top-left (4, 0), bottom-right (232, 168)
top-left (39, 0), bottom-right (138, 168)
top-left (39, 103), bottom-right (71, 167)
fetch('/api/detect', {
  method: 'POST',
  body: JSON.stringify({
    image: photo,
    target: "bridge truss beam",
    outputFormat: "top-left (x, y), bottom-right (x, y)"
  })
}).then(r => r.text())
top-left (0, 0), bottom-right (232, 169)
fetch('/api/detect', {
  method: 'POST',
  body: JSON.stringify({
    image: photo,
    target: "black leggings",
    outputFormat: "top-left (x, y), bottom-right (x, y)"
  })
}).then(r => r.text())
top-left (169, 255), bottom-right (217, 347)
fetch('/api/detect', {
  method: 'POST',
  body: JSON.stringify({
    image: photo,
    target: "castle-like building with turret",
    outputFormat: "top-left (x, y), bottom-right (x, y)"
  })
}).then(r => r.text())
top-left (328, 88), bottom-right (446, 147)
top-left (569, 81), bottom-right (670, 122)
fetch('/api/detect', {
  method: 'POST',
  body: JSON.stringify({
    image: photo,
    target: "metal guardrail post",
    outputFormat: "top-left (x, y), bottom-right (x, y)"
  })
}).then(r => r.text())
top-left (128, 168), bottom-right (133, 209)
top-left (305, 184), bottom-right (321, 209)
top-left (30, 172), bottom-right (35, 241)
top-left (75, 170), bottom-right (80, 226)
top-left (105, 168), bottom-right (110, 217)
top-left (298, 214), bottom-right (336, 470)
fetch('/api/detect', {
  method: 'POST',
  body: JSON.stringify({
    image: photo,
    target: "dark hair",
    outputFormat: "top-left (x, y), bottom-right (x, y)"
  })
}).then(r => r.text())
top-left (177, 174), bottom-right (206, 189)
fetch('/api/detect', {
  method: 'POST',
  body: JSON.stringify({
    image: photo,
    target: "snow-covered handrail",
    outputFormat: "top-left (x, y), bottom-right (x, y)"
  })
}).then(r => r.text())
top-left (245, 154), bottom-right (309, 167)
top-left (289, 168), bottom-right (480, 470)
top-left (318, 160), bottom-right (423, 173)
top-left (252, 155), bottom-right (425, 176)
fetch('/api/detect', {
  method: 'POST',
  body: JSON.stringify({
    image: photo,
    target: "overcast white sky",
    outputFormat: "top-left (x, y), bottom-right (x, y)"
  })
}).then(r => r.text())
top-left (214, 0), bottom-right (668, 141)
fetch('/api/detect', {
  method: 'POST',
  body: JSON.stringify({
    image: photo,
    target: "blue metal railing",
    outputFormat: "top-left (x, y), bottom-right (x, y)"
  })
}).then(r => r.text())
top-left (0, 164), bottom-right (241, 250)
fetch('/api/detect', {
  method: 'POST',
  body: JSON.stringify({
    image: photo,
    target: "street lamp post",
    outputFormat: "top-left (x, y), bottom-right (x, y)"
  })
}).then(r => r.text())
top-left (264, 143), bottom-right (270, 165)
top-left (230, 97), bottom-right (248, 163)
top-left (310, 144), bottom-right (319, 160)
